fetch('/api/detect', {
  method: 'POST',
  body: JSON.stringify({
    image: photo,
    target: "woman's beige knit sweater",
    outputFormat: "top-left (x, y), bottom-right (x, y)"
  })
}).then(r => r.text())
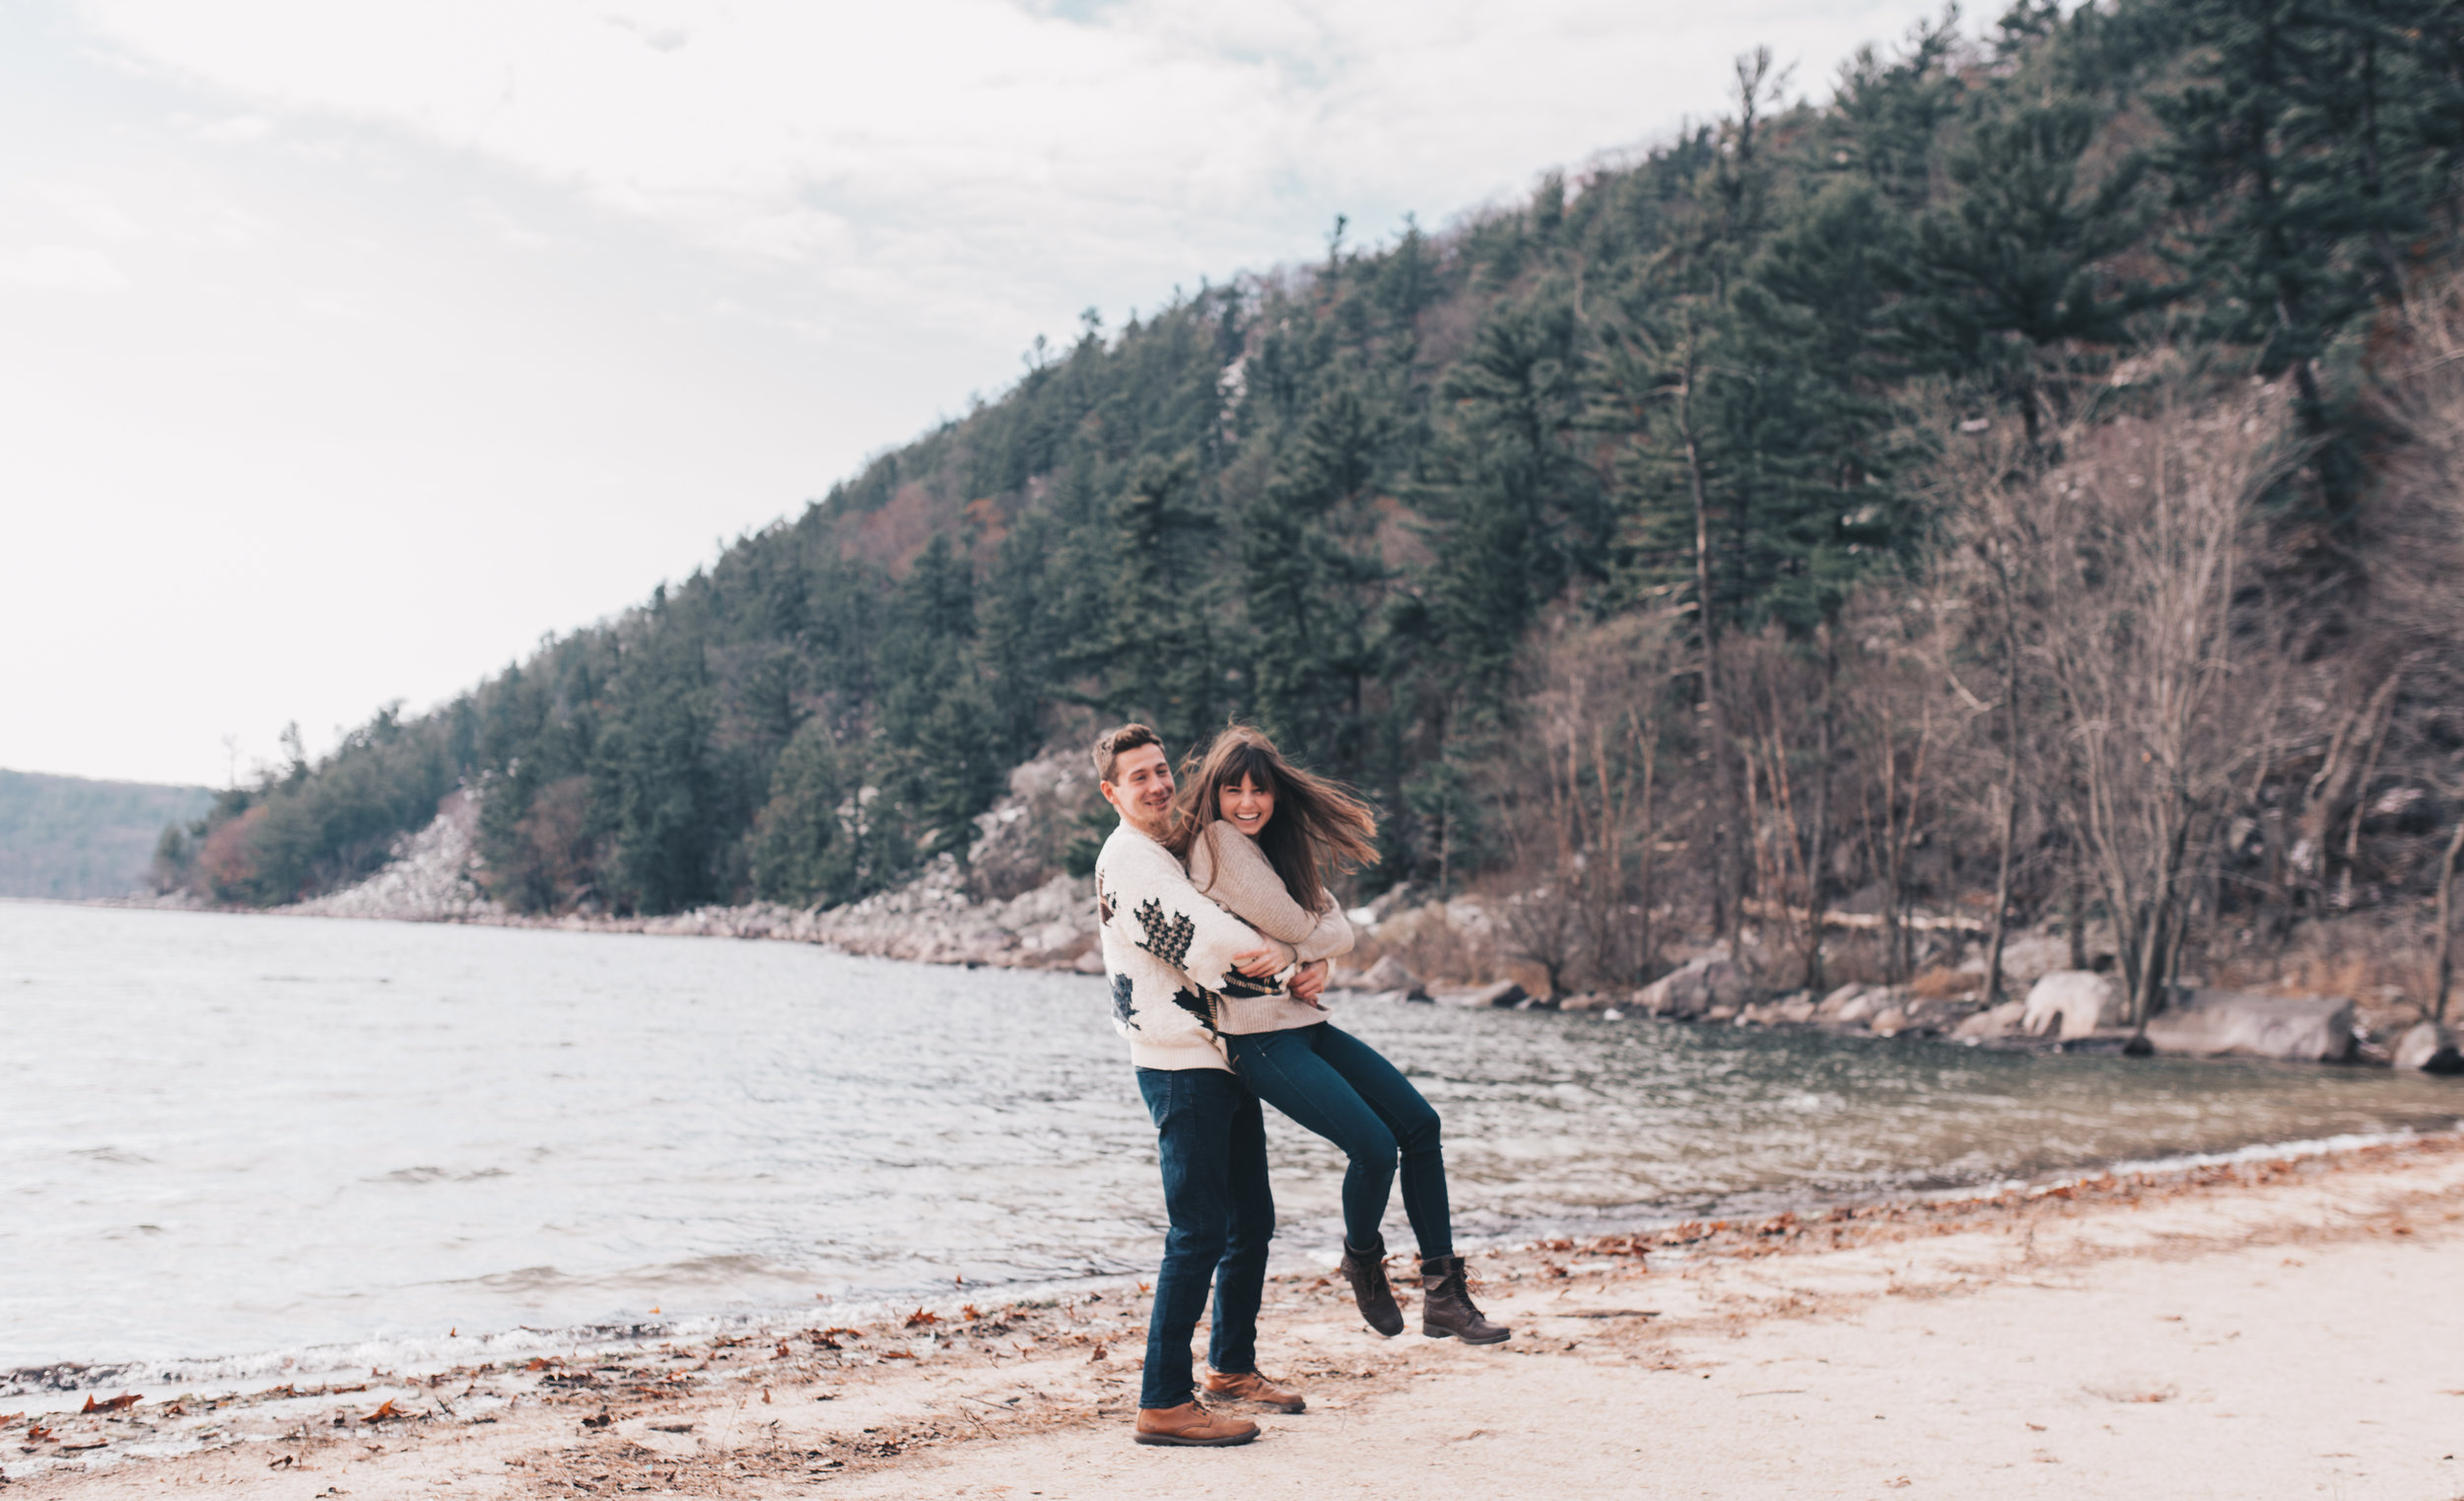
top-left (1186, 822), bottom-right (1355, 1036)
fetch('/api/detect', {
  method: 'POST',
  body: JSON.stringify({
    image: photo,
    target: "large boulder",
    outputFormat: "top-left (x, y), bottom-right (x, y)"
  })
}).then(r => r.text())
top-left (2392, 1021), bottom-right (2464, 1074)
top-left (1345, 954), bottom-right (1426, 999)
top-left (1952, 998), bottom-right (2028, 1041)
top-left (2143, 989), bottom-right (2357, 1062)
top-left (2022, 971), bottom-right (2123, 1041)
top-left (1432, 980), bottom-right (1527, 1009)
top-left (1637, 958), bottom-right (1754, 1020)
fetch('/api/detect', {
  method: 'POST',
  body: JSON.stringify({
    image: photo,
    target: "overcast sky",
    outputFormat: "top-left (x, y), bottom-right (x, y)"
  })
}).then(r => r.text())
top-left (3, 0), bottom-right (1953, 788)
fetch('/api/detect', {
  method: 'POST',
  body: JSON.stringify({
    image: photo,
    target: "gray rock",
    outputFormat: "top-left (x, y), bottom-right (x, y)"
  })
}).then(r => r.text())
top-left (1869, 1005), bottom-right (1911, 1037)
top-left (1817, 983), bottom-right (1867, 1017)
top-left (1775, 993), bottom-right (1818, 1025)
top-left (1555, 991), bottom-right (1616, 1013)
top-left (2392, 1021), bottom-right (2464, 1074)
top-left (2022, 971), bottom-right (2122, 1040)
top-left (2143, 990), bottom-right (2357, 1062)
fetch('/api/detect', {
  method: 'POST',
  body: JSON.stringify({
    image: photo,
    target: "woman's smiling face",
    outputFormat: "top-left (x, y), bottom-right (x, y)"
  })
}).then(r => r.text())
top-left (1219, 772), bottom-right (1276, 837)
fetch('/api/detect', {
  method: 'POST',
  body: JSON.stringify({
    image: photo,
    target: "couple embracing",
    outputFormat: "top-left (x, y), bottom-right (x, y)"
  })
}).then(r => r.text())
top-left (1089, 720), bottom-right (1508, 1449)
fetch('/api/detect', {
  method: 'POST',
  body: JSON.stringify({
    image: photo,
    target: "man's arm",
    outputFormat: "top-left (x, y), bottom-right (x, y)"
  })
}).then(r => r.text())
top-left (1110, 836), bottom-right (1290, 996)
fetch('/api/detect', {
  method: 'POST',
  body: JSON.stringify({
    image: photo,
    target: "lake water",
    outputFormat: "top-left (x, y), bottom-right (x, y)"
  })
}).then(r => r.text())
top-left (5, 900), bottom-right (2458, 1389)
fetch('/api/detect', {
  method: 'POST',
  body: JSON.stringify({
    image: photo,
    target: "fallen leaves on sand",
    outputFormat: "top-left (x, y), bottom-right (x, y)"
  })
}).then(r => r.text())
top-left (59, 1436), bottom-right (109, 1451)
top-left (82, 1393), bottom-right (140, 1413)
top-left (361, 1399), bottom-right (399, 1423)
top-left (268, 1454), bottom-right (296, 1468)
top-left (906, 1308), bottom-right (941, 1328)
top-left (1087, 1344), bottom-right (1108, 1364)
top-left (26, 1424), bottom-right (56, 1443)
top-left (581, 1408), bottom-right (613, 1429)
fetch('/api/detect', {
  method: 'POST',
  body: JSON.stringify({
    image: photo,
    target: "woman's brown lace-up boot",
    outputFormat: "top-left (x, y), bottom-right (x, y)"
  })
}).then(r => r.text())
top-left (1335, 1236), bottom-right (1405, 1336)
top-left (1417, 1254), bottom-right (1511, 1343)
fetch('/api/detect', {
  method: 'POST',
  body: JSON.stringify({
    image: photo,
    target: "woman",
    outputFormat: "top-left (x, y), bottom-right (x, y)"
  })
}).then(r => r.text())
top-left (1167, 725), bottom-right (1510, 1345)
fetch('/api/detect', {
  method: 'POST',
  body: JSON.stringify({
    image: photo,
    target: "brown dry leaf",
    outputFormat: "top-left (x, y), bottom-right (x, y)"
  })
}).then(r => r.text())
top-left (905, 1308), bottom-right (940, 1328)
top-left (362, 1399), bottom-right (399, 1423)
top-left (268, 1455), bottom-right (297, 1469)
top-left (961, 1304), bottom-right (983, 1321)
top-left (60, 1437), bottom-right (109, 1452)
top-left (1087, 1344), bottom-right (1108, 1364)
top-left (26, 1424), bottom-right (56, 1443)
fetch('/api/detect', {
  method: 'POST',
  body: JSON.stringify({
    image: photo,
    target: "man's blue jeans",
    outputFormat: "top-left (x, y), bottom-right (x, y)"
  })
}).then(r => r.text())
top-left (1134, 1066), bottom-right (1272, 1410)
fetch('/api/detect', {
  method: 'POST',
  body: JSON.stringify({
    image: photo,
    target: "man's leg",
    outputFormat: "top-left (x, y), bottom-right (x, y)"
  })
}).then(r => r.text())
top-left (1205, 1082), bottom-right (1272, 1377)
top-left (1135, 1067), bottom-right (1235, 1412)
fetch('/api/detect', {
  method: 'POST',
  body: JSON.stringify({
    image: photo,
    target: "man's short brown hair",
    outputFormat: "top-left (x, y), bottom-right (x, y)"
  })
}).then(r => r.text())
top-left (1092, 722), bottom-right (1162, 783)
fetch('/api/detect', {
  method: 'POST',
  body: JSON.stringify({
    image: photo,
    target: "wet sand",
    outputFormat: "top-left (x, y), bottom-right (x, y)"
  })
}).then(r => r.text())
top-left (11, 1135), bottom-right (2462, 1499)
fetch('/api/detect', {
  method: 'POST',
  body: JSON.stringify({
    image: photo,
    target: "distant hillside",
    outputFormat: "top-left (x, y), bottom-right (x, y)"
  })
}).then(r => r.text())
top-left (0, 770), bottom-right (213, 899)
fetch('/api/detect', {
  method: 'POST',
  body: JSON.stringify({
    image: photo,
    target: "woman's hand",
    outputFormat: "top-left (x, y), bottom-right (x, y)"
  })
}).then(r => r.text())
top-left (1231, 947), bottom-right (1285, 978)
top-left (1291, 959), bottom-right (1331, 1007)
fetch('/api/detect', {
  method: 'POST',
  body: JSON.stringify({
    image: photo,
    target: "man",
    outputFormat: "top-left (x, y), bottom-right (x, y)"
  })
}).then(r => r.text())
top-left (1091, 721), bottom-right (1326, 1447)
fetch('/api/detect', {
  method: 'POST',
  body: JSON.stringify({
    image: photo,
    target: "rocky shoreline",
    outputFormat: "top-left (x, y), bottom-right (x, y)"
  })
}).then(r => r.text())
top-left (102, 774), bottom-right (2463, 1074)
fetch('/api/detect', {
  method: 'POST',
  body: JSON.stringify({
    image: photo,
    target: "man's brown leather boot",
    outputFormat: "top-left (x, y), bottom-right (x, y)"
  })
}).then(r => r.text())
top-left (1132, 1400), bottom-right (1261, 1447)
top-left (1418, 1254), bottom-right (1511, 1343)
top-left (1203, 1368), bottom-right (1306, 1412)
top-left (1336, 1236), bottom-right (1405, 1336)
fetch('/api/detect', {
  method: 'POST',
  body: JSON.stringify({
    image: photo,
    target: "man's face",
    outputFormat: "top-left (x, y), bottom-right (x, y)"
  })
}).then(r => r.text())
top-left (1102, 743), bottom-right (1174, 838)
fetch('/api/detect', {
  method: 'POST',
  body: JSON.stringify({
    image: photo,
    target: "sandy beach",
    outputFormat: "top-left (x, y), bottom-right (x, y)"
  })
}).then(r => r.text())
top-left (9, 1133), bottom-right (2460, 1499)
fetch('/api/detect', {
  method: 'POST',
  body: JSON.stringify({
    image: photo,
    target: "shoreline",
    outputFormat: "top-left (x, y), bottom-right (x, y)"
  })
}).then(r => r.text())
top-left (12, 1132), bottom-right (2462, 1498)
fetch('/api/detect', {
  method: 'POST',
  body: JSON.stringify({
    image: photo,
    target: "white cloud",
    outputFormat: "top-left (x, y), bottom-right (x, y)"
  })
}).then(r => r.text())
top-left (0, 244), bottom-right (130, 292)
top-left (9, 0), bottom-right (1956, 785)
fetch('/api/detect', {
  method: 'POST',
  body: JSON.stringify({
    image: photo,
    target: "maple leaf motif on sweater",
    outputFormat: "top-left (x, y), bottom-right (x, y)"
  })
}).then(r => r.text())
top-left (1110, 973), bottom-right (1138, 1030)
top-left (1131, 898), bottom-right (1195, 970)
top-left (1096, 876), bottom-right (1115, 926)
top-left (1169, 986), bottom-right (1219, 1034)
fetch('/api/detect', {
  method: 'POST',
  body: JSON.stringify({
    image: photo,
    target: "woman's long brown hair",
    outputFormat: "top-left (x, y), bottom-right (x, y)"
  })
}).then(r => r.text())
top-left (1165, 724), bottom-right (1379, 909)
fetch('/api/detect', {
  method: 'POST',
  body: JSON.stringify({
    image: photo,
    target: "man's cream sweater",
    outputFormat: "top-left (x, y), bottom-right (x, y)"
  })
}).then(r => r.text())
top-left (1186, 823), bottom-right (1355, 1037)
top-left (1094, 822), bottom-right (1292, 1071)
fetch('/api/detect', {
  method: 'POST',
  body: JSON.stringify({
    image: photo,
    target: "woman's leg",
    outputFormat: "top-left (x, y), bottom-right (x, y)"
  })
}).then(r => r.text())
top-left (1225, 1028), bottom-right (1399, 1253)
top-left (1305, 1025), bottom-right (1454, 1261)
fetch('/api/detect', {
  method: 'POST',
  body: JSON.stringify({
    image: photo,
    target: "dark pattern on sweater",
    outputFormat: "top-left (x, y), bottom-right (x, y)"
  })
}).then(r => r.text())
top-left (1169, 986), bottom-right (1219, 1035)
top-left (1132, 898), bottom-right (1195, 970)
top-left (1110, 973), bottom-right (1138, 1030)
top-left (1218, 967), bottom-right (1279, 998)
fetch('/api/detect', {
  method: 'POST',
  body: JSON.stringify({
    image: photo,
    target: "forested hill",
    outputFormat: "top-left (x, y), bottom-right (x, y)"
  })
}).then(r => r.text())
top-left (2, 771), bottom-right (212, 900)
top-left (162, 1), bottom-right (2464, 1004)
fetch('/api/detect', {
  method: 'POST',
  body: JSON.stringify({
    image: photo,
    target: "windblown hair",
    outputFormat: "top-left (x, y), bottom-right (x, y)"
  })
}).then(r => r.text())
top-left (1091, 722), bottom-right (1162, 784)
top-left (1166, 724), bottom-right (1378, 910)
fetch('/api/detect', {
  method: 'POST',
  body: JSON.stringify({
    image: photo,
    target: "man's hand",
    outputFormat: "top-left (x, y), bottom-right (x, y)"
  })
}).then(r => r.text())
top-left (1231, 947), bottom-right (1284, 979)
top-left (1291, 959), bottom-right (1331, 1007)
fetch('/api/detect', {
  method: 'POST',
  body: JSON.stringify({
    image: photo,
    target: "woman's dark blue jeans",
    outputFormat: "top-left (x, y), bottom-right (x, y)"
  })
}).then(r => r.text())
top-left (1224, 1023), bottom-right (1453, 1261)
top-left (1133, 1066), bottom-right (1273, 1411)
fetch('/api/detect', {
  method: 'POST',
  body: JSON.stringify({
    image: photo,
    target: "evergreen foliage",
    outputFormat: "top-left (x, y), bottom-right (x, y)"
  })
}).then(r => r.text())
top-left (160, 0), bottom-right (2464, 937)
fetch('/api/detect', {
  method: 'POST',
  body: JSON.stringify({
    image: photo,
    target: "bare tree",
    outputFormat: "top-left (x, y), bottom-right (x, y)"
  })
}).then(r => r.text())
top-left (1493, 611), bottom-right (1682, 993)
top-left (2019, 386), bottom-right (2295, 1030)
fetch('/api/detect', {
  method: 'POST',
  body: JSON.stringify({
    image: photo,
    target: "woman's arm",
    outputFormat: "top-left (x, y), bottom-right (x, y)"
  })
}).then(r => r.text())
top-left (1190, 825), bottom-right (1323, 946)
top-left (1291, 904), bottom-right (1353, 964)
